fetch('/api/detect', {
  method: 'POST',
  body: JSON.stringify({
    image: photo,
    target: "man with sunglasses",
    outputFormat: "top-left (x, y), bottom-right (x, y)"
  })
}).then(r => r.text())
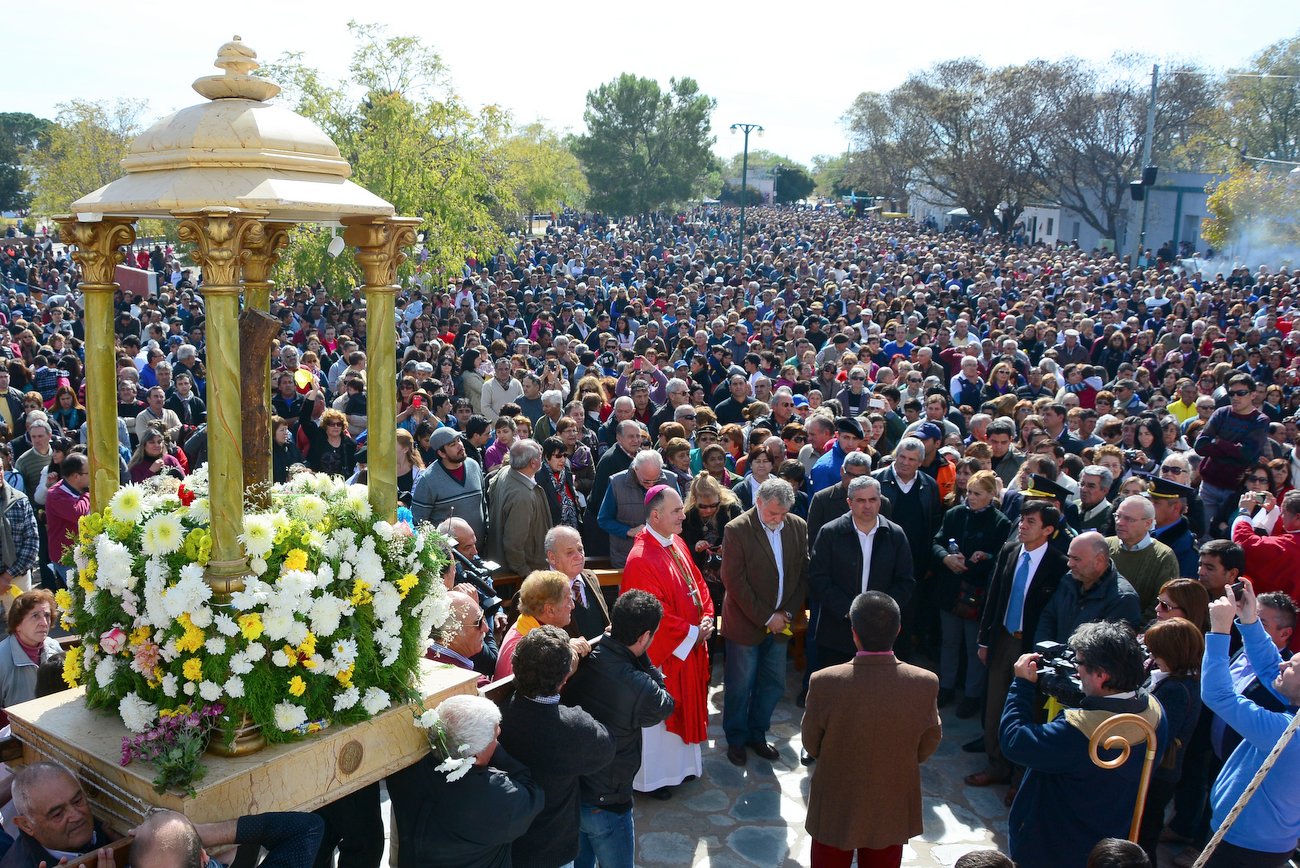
top-left (1195, 374), bottom-right (1271, 533)
top-left (426, 590), bottom-right (491, 688)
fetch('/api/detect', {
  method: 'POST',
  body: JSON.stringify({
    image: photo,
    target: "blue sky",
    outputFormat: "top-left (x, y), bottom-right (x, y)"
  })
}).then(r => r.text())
top-left (12, 0), bottom-right (1300, 168)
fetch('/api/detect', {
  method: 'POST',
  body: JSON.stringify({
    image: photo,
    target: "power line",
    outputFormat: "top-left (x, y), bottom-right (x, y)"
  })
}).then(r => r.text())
top-left (1165, 69), bottom-right (1300, 81)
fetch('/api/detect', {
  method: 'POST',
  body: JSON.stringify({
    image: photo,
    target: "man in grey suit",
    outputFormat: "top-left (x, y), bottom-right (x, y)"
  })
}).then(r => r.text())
top-left (809, 475), bottom-right (915, 670)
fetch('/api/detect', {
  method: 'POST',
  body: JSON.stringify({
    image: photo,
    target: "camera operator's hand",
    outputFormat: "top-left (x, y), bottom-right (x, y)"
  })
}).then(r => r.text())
top-left (1238, 493), bottom-right (1259, 514)
top-left (1013, 652), bottom-right (1041, 683)
top-left (1208, 597), bottom-right (1237, 635)
top-left (1261, 492), bottom-right (1277, 513)
top-left (1236, 577), bottom-right (1259, 625)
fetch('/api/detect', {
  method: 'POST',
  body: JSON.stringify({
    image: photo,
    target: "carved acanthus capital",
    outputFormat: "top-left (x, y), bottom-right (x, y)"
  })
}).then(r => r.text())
top-left (242, 222), bottom-right (293, 285)
top-left (55, 217), bottom-right (137, 286)
top-left (174, 209), bottom-right (268, 289)
top-left (341, 216), bottom-right (421, 289)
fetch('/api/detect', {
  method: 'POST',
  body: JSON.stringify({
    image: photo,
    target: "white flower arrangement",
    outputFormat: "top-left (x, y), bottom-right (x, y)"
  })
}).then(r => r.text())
top-left (63, 472), bottom-right (453, 744)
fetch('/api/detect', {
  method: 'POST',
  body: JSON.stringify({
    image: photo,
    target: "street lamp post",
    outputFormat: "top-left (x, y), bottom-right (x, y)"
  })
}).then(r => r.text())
top-left (730, 122), bottom-right (763, 262)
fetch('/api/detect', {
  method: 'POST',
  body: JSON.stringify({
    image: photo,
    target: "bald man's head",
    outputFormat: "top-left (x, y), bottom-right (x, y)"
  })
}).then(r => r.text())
top-left (129, 811), bottom-right (203, 868)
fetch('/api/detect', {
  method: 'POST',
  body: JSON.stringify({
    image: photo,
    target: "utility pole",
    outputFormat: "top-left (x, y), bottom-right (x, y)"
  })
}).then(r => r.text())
top-left (730, 122), bottom-right (763, 263)
top-left (1138, 64), bottom-right (1159, 259)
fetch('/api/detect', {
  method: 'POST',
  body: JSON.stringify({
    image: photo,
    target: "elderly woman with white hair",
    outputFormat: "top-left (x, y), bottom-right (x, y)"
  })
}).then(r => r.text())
top-left (387, 694), bottom-right (543, 868)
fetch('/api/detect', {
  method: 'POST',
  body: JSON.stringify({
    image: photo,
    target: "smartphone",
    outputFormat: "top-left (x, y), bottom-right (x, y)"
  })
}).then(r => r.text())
top-left (1230, 580), bottom-right (1245, 602)
top-left (412, 395), bottom-right (422, 409)
top-left (870, 398), bottom-right (886, 409)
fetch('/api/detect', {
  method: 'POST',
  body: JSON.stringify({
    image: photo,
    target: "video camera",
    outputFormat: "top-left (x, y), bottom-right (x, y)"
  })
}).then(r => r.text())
top-left (1034, 640), bottom-right (1085, 708)
top-left (451, 548), bottom-right (504, 615)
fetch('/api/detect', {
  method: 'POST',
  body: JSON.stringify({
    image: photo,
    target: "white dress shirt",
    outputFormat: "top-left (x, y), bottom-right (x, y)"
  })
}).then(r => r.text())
top-left (854, 519), bottom-right (880, 593)
top-left (1007, 542), bottom-right (1049, 633)
top-left (762, 520), bottom-right (785, 609)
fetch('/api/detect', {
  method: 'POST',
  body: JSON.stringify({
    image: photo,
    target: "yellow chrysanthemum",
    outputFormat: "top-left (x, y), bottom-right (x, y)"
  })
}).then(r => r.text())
top-left (288, 675), bottom-right (307, 697)
top-left (62, 646), bottom-right (82, 688)
top-left (336, 665), bottom-right (354, 688)
top-left (175, 614), bottom-right (205, 654)
top-left (283, 549), bottom-right (309, 572)
top-left (238, 613), bottom-right (264, 641)
top-left (129, 625), bottom-right (152, 647)
top-left (54, 589), bottom-right (74, 612)
top-left (78, 571), bottom-right (96, 594)
top-left (182, 658), bottom-right (203, 682)
top-left (350, 579), bottom-right (373, 606)
top-left (298, 632), bottom-right (317, 658)
top-left (281, 645), bottom-right (299, 668)
top-left (397, 573), bottom-right (419, 600)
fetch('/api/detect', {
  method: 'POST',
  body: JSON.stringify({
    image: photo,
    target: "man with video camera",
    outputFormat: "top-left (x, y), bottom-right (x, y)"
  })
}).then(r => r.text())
top-left (1000, 620), bottom-right (1167, 868)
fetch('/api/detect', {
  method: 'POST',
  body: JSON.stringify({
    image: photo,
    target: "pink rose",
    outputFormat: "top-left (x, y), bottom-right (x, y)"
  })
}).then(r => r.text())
top-left (100, 627), bottom-right (128, 656)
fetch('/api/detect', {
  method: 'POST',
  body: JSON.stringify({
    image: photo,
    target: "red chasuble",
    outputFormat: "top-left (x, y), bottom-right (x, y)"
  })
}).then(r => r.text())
top-left (621, 528), bottom-right (715, 744)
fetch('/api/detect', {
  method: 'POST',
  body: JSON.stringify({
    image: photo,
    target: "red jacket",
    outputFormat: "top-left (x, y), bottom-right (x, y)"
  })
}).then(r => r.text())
top-left (1232, 518), bottom-right (1300, 603)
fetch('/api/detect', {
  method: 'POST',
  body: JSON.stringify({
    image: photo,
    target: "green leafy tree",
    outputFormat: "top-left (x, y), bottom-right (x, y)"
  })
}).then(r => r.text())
top-left (27, 99), bottom-right (146, 215)
top-left (262, 21), bottom-right (517, 290)
top-left (0, 113), bottom-right (52, 212)
top-left (774, 165), bottom-right (815, 203)
top-left (719, 183), bottom-right (763, 206)
top-left (500, 122), bottom-right (589, 231)
top-left (1202, 163), bottom-right (1300, 252)
top-left (573, 74), bottom-right (716, 215)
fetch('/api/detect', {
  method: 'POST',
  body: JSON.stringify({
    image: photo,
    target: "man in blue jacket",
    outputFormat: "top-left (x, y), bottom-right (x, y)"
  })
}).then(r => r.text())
top-left (1198, 582), bottom-right (1300, 868)
top-left (1001, 620), bottom-right (1167, 868)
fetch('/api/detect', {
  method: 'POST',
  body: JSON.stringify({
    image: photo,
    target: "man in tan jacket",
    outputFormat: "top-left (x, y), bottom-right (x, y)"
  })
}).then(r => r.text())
top-left (802, 591), bottom-right (941, 868)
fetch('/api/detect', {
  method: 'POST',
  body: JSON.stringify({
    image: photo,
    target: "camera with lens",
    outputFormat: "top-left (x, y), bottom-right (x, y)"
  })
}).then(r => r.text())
top-left (1034, 640), bottom-right (1086, 708)
top-left (452, 548), bottom-right (504, 615)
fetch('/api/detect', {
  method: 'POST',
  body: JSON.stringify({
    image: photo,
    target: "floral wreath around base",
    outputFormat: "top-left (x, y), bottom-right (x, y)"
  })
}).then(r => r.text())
top-left (60, 468), bottom-right (453, 758)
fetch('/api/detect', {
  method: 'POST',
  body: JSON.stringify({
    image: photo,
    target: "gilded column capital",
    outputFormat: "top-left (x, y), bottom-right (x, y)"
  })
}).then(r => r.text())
top-left (241, 222), bottom-right (293, 285)
top-left (341, 216), bottom-right (421, 288)
top-left (174, 209), bottom-right (269, 290)
top-left (55, 217), bottom-right (137, 286)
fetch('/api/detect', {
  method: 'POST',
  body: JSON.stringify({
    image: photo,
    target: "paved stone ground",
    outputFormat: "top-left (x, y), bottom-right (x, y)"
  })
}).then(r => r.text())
top-left (627, 666), bottom-right (1009, 867)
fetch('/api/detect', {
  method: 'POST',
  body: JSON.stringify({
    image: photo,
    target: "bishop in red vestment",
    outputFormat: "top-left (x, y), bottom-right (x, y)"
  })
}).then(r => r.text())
top-left (622, 484), bottom-right (715, 793)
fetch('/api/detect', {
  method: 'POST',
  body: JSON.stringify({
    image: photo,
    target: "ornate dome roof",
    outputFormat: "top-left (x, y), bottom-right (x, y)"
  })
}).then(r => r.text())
top-left (70, 37), bottom-right (393, 222)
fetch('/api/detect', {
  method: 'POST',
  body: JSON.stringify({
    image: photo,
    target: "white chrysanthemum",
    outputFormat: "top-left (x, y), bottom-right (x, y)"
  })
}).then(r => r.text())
top-left (285, 620), bottom-right (309, 647)
top-left (273, 702), bottom-right (307, 732)
top-left (372, 584), bottom-right (402, 622)
top-left (161, 673), bottom-right (178, 698)
top-left (334, 687), bottom-right (360, 711)
top-left (362, 687), bottom-right (391, 716)
top-left (189, 606), bottom-right (213, 629)
top-left (276, 570), bottom-right (315, 604)
top-left (108, 485), bottom-right (147, 524)
top-left (199, 680), bottom-right (222, 702)
top-left (141, 513), bottom-right (184, 556)
top-left (262, 607), bottom-right (295, 642)
top-left (295, 495), bottom-right (328, 526)
top-left (230, 651), bottom-right (254, 675)
top-left (332, 638), bottom-right (359, 667)
top-left (345, 485), bottom-right (372, 520)
top-left (94, 656), bottom-right (117, 689)
top-left (223, 676), bottom-right (245, 699)
top-left (416, 709), bottom-right (438, 730)
top-left (372, 521), bottom-right (395, 542)
top-left (245, 641), bottom-right (267, 662)
top-left (186, 497), bottom-right (210, 525)
top-left (204, 637), bottom-right (227, 655)
top-left (249, 557), bottom-right (267, 576)
top-left (239, 515), bottom-right (276, 558)
top-left (159, 640), bottom-right (179, 663)
top-left (314, 563), bottom-right (335, 590)
top-left (214, 613), bottom-right (239, 637)
top-left (119, 692), bottom-right (158, 733)
top-left (183, 681), bottom-right (196, 696)
top-left (305, 530), bottom-right (328, 552)
top-left (95, 537), bottom-right (136, 594)
top-left (271, 648), bottom-right (292, 668)
top-left (309, 595), bottom-right (347, 638)
top-left (337, 561), bottom-right (353, 583)
top-left (179, 563), bottom-right (205, 583)
top-left (120, 589), bottom-right (140, 620)
top-left (163, 574), bottom-right (212, 620)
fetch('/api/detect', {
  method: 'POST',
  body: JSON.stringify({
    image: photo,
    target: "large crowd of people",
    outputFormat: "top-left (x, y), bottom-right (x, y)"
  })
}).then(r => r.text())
top-left (1, 205), bottom-right (1299, 867)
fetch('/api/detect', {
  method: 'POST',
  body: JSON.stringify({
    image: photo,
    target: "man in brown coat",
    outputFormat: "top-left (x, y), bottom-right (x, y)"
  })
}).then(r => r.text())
top-left (720, 478), bottom-right (809, 766)
top-left (802, 591), bottom-right (942, 868)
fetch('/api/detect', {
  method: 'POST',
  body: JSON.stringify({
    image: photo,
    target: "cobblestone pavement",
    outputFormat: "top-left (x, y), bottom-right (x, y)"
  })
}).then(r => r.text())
top-left (628, 666), bottom-right (1009, 868)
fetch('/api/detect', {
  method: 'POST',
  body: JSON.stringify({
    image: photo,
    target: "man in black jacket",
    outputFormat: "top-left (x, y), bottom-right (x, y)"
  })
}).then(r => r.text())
top-left (967, 501), bottom-right (1070, 788)
top-left (808, 475), bottom-right (915, 669)
top-left (500, 626), bottom-right (615, 868)
top-left (562, 590), bottom-right (675, 868)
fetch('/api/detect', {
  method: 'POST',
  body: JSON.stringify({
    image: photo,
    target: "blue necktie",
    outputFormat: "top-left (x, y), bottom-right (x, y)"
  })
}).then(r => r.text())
top-left (1004, 551), bottom-right (1033, 634)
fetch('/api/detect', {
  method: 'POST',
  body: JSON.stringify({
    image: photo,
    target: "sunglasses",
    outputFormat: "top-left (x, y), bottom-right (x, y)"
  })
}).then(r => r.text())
top-left (1228, 390), bottom-right (1250, 397)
